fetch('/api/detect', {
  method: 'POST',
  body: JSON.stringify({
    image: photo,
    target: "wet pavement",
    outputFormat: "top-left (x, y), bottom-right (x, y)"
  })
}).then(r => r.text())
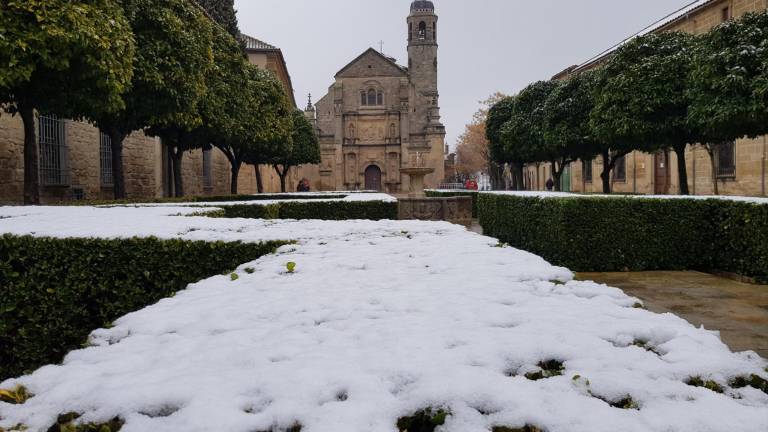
top-left (577, 271), bottom-right (768, 358)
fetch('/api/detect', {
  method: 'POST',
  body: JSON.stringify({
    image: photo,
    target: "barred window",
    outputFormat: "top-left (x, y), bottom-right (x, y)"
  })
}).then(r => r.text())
top-left (717, 141), bottom-right (736, 178)
top-left (203, 148), bottom-right (213, 189)
top-left (99, 132), bottom-right (113, 187)
top-left (583, 159), bottom-right (593, 183)
top-left (38, 115), bottom-right (69, 186)
top-left (613, 155), bottom-right (627, 182)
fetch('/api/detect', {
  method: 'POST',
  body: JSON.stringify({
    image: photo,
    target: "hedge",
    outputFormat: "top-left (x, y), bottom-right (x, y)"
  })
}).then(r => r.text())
top-left (478, 194), bottom-right (768, 282)
top-left (0, 235), bottom-right (287, 380)
top-left (214, 200), bottom-right (398, 221)
top-left (425, 191), bottom-right (480, 218)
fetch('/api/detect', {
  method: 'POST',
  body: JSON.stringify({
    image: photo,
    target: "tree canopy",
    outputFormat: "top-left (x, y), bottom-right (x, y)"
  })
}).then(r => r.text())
top-left (0, 0), bottom-right (135, 203)
top-left (689, 12), bottom-right (768, 143)
top-left (591, 32), bottom-right (698, 194)
top-left (271, 110), bottom-right (321, 192)
top-left (195, 0), bottom-right (240, 39)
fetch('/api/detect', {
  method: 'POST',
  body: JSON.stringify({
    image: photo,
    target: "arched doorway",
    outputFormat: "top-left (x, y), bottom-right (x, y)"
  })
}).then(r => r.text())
top-left (364, 165), bottom-right (382, 191)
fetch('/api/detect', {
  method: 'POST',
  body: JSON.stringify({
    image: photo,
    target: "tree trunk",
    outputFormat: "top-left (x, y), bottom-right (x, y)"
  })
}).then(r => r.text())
top-left (20, 103), bottom-right (39, 205)
top-left (510, 162), bottom-right (524, 191)
top-left (230, 160), bottom-right (241, 195)
top-left (273, 165), bottom-right (289, 193)
top-left (600, 150), bottom-right (611, 194)
top-left (674, 144), bottom-right (690, 195)
top-left (551, 161), bottom-right (563, 192)
top-left (170, 147), bottom-right (184, 197)
top-left (254, 164), bottom-right (264, 193)
top-left (705, 145), bottom-right (719, 196)
top-left (109, 130), bottom-right (127, 199)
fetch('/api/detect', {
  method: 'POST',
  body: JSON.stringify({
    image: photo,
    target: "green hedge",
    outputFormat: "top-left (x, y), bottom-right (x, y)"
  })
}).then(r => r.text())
top-left (478, 194), bottom-right (768, 282)
top-left (425, 191), bottom-right (480, 218)
top-left (215, 200), bottom-right (398, 221)
top-left (0, 235), bottom-right (287, 380)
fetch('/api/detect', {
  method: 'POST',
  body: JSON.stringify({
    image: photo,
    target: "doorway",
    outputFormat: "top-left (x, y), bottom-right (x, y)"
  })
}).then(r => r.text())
top-left (365, 165), bottom-right (382, 191)
top-left (654, 151), bottom-right (670, 195)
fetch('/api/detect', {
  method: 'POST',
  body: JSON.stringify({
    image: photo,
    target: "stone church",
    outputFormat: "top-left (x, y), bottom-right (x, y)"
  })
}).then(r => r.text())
top-left (307, 0), bottom-right (446, 193)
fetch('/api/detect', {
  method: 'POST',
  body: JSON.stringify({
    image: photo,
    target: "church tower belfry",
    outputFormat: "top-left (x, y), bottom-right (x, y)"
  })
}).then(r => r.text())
top-left (407, 1), bottom-right (444, 137)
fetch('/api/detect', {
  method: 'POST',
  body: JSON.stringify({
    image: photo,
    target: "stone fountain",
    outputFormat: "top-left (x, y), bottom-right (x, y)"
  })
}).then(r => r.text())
top-left (397, 152), bottom-right (472, 226)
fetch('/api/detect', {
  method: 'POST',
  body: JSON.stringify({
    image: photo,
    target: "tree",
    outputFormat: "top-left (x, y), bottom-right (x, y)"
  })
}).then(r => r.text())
top-left (591, 32), bottom-right (699, 195)
top-left (271, 110), bottom-right (320, 192)
top-left (542, 71), bottom-right (602, 191)
top-left (689, 12), bottom-right (768, 195)
top-left (500, 81), bottom-right (561, 188)
top-left (0, 0), bottom-right (134, 204)
top-left (217, 66), bottom-right (293, 194)
top-left (455, 93), bottom-right (505, 187)
top-left (486, 96), bottom-right (522, 189)
top-left (196, 0), bottom-right (240, 39)
top-left (90, 0), bottom-right (213, 199)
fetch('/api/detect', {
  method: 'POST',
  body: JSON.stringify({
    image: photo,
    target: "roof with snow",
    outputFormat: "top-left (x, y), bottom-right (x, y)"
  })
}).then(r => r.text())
top-left (572, 0), bottom-right (717, 73)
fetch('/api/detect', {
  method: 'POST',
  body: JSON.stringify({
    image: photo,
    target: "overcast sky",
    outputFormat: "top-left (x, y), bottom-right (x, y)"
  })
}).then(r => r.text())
top-left (235, 0), bottom-right (696, 151)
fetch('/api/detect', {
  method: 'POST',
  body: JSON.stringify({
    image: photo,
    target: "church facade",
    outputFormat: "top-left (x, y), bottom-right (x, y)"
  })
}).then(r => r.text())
top-left (307, 1), bottom-right (446, 193)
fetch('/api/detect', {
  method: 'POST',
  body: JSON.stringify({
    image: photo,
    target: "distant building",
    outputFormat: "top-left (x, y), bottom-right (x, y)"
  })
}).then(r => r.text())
top-left (527, 0), bottom-right (768, 196)
top-left (305, 0), bottom-right (446, 192)
top-left (0, 33), bottom-right (297, 203)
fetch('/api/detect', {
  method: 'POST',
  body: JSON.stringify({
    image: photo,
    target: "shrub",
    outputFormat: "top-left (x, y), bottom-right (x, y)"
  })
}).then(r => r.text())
top-left (478, 194), bottom-right (767, 282)
top-left (0, 235), bottom-right (287, 380)
top-left (62, 194), bottom-right (348, 207)
top-left (425, 191), bottom-right (480, 218)
top-left (213, 200), bottom-right (397, 221)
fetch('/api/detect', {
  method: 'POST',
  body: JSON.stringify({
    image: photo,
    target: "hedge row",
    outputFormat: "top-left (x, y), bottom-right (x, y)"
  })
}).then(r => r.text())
top-left (65, 193), bottom-right (347, 207)
top-left (425, 191), bottom-right (480, 218)
top-left (214, 200), bottom-right (398, 221)
top-left (478, 194), bottom-right (768, 282)
top-left (0, 235), bottom-right (287, 380)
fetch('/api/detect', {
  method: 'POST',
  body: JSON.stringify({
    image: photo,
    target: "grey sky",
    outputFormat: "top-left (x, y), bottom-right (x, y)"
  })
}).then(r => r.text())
top-left (235, 0), bottom-right (695, 151)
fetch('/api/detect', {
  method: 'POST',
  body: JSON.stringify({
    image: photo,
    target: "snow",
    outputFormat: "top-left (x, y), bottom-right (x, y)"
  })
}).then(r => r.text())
top-left (106, 192), bottom-right (397, 208)
top-left (0, 204), bottom-right (767, 432)
top-left (430, 190), bottom-right (768, 205)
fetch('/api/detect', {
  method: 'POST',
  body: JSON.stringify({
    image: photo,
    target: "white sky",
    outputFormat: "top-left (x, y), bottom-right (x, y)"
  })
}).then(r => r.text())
top-left (234, 0), bottom-right (696, 151)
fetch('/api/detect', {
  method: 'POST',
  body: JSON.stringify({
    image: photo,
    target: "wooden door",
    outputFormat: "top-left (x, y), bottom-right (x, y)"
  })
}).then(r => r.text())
top-left (365, 165), bottom-right (382, 191)
top-left (654, 151), bottom-right (669, 195)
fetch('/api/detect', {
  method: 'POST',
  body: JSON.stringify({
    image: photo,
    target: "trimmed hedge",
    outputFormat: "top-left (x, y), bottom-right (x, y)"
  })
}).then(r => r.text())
top-left (0, 235), bottom-right (287, 380)
top-left (215, 200), bottom-right (398, 221)
top-left (425, 190), bottom-right (480, 218)
top-left (478, 194), bottom-right (768, 282)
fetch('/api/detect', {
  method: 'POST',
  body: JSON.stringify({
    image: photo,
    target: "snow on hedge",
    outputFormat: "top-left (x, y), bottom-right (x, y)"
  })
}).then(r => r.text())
top-left (1, 206), bottom-right (767, 432)
top-left (128, 192), bottom-right (397, 208)
top-left (432, 190), bottom-right (768, 205)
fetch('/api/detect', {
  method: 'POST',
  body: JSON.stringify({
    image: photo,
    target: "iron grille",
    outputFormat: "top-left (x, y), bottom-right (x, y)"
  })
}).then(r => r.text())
top-left (717, 141), bottom-right (736, 178)
top-left (38, 115), bottom-right (69, 186)
top-left (203, 149), bottom-right (213, 189)
top-left (100, 132), bottom-right (114, 187)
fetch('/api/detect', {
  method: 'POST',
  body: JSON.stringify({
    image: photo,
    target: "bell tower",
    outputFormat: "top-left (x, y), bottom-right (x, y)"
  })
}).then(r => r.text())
top-left (407, 1), bottom-right (443, 136)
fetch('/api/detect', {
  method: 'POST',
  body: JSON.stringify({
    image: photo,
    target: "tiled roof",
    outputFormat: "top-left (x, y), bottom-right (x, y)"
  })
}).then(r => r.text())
top-left (573, 0), bottom-right (717, 72)
top-left (241, 34), bottom-right (278, 51)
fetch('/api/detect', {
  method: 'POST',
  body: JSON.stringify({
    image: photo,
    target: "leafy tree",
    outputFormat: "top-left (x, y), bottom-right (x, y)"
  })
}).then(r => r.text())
top-left (591, 32), bottom-right (699, 195)
top-left (456, 93), bottom-right (505, 188)
top-left (196, 0), bottom-right (240, 39)
top-left (91, 0), bottom-right (213, 199)
top-left (217, 66), bottom-right (293, 194)
top-left (486, 96), bottom-right (523, 189)
top-left (689, 12), bottom-right (768, 194)
top-left (500, 81), bottom-right (560, 188)
top-left (0, 0), bottom-right (134, 204)
top-left (271, 110), bottom-right (320, 192)
top-left (542, 71), bottom-right (602, 191)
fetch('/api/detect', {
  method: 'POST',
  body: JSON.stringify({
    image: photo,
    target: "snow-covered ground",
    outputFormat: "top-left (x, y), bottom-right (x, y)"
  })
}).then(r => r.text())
top-left (430, 190), bottom-right (768, 205)
top-left (104, 192), bottom-right (396, 208)
top-left (0, 205), bottom-right (766, 432)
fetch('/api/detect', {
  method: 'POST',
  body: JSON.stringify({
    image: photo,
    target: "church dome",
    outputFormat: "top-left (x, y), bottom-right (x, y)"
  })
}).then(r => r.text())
top-left (410, 1), bottom-right (434, 12)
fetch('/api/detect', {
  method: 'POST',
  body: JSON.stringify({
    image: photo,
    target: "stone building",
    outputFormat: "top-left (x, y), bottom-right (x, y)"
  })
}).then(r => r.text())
top-left (0, 34), bottom-right (297, 204)
top-left (306, 0), bottom-right (446, 192)
top-left (526, 0), bottom-right (768, 197)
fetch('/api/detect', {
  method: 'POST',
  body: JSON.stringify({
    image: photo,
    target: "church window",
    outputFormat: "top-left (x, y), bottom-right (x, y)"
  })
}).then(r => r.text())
top-left (418, 21), bottom-right (426, 39)
top-left (409, 23), bottom-right (413, 41)
top-left (377, 91), bottom-right (384, 106)
top-left (361, 91), bottom-right (367, 106)
top-left (367, 89), bottom-right (377, 106)
top-left (433, 22), bottom-right (436, 40)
